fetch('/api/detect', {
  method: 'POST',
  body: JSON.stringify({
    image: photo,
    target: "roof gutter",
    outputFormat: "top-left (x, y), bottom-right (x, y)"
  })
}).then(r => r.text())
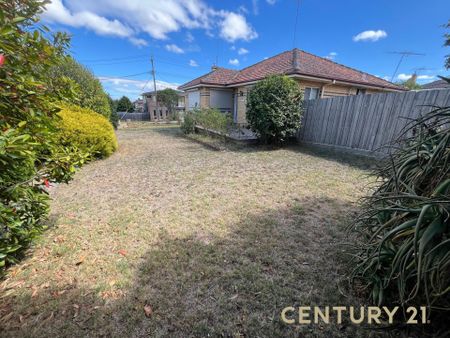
top-left (226, 73), bottom-right (405, 91)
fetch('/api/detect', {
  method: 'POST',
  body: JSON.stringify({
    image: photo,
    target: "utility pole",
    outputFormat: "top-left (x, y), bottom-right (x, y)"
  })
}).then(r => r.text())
top-left (151, 55), bottom-right (158, 120)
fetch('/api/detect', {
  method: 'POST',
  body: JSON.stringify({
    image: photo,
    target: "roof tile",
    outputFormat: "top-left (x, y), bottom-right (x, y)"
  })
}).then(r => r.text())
top-left (178, 49), bottom-right (405, 91)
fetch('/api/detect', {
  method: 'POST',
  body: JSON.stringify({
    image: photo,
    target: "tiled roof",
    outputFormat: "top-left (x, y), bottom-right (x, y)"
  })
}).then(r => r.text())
top-left (421, 79), bottom-right (450, 90)
top-left (178, 67), bottom-right (238, 90)
top-left (178, 49), bottom-right (405, 91)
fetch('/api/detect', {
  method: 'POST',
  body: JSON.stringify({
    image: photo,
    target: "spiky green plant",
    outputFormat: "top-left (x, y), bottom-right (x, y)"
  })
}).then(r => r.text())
top-left (350, 105), bottom-right (450, 318)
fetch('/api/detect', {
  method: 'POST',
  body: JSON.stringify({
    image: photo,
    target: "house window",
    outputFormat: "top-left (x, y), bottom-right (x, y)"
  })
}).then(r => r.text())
top-left (356, 88), bottom-right (366, 95)
top-left (304, 87), bottom-right (320, 100)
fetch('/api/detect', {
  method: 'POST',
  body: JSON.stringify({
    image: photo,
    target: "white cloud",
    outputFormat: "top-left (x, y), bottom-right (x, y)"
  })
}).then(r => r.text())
top-left (266, 0), bottom-right (277, 4)
top-left (220, 12), bottom-right (258, 42)
top-left (43, 0), bottom-right (133, 37)
top-left (229, 58), bottom-right (240, 66)
top-left (185, 32), bottom-right (195, 43)
top-left (324, 51), bottom-right (337, 60)
top-left (397, 73), bottom-right (436, 81)
top-left (189, 59), bottom-right (199, 67)
top-left (165, 44), bottom-right (185, 54)
top-left (230, 45), bottom-right (236, 50)
top-left (129, 37), bottom-right (148, 47)
top-left (238, 47), bottom-right (249, 55)
top-left (43, 0), bottom-right (258, 45)
top-left (353, 30), bottom-right (387, 42)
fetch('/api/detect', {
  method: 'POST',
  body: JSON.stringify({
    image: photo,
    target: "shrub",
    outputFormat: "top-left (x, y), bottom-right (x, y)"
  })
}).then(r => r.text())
top-left (0, 1), bottom-right (83, 270)
top-left (50, 56), bottom-right (112, 118)
top-left (180, 108), bottom-right (232, 135)
top-left (246, 75), bottom-right (303, 144)
top-left (350, 106), bottom-right (450, 322)
top-left (57, 104), bottom-right (118, 158)
top-left (195, 108), bottom-right (232, 134)
top-left (180, 111), bottom-right (196, 134)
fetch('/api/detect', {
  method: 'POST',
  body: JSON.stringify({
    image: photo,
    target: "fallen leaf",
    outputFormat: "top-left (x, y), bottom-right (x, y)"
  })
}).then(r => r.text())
top-left (31, 287), bottom-right (38, 298)
top-left (118, 249), bottom-right (127, 257)
top-left (75, 256), bottom-right (85, 266)
top-left (144, 304), bottom-right (153, 318)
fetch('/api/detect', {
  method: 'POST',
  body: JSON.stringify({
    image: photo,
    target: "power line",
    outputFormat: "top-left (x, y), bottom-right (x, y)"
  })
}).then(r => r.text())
top-left (97, 71), bottom-right (151, 79)
top-left (80, 54), bottom-right (148, 63)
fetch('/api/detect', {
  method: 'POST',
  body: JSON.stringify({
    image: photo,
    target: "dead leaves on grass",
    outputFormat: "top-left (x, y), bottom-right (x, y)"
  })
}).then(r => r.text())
top-left (143, 304), bottom-right (153, 318)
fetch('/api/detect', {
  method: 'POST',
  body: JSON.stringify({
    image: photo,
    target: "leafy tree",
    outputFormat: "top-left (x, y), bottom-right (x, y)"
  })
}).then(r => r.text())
top-left (157, 88), bottom-right (179, 115)
top-left (107, 94), bottom-right (119, 129)
top-left (117, 96), bottom-right (133, 112)
top-left (50, 56), bottom-right (111, 118)
top-left (0, 0), bottom-right (84, 269)
top-left (246, 75), bottom-right (303, 144)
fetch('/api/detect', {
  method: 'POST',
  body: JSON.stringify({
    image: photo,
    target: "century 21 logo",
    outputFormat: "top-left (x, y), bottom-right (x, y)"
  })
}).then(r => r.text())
top-left (281, 306), bottom-right (429, 325)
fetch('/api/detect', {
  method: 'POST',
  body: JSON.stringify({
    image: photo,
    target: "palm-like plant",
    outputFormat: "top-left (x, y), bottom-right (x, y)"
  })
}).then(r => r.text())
top-left (350, 98), bottom-right (450, 319)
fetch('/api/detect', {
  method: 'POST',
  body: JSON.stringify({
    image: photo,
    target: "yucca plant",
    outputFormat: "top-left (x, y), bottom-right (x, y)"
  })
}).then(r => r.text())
top-left (350, 102), bottom-right (450, 321)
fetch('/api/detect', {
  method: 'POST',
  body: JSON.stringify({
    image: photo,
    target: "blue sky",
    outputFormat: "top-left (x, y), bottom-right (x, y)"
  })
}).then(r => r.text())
top-left (42, 0), bottom-right (450, 100)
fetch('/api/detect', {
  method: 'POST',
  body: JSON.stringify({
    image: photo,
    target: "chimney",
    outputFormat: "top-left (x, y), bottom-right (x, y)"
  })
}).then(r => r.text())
top-left (211, 64), bottom-right (218, 71)
top-left (292, 48), bottom-right (301, 71)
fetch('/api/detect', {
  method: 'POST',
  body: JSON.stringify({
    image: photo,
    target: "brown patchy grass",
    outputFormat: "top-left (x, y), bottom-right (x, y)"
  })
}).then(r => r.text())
top-left (0, 125), bottom-right (383, 337)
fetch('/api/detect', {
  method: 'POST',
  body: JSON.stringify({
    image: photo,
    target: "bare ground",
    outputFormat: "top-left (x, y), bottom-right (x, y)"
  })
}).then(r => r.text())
top-left (0, 125), bottom-right (383, 337)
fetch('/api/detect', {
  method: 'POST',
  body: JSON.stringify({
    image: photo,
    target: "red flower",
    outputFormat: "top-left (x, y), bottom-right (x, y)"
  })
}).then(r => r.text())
top-left (44, 179), bottom-right (50, 188)
top-left (0, 54), bottom-right (5, 67)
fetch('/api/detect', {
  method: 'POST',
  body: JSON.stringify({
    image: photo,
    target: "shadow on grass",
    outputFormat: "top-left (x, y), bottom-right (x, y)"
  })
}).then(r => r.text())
top-left (0, 197), bottom-right (383, 338)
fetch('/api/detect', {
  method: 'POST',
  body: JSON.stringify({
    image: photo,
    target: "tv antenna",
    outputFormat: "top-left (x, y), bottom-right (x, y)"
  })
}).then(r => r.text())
top-left (388, 51), bottom-right (425, 82)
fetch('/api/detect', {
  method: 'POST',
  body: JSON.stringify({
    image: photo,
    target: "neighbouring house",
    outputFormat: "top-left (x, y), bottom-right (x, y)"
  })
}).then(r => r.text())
top-left (178, 48), bottom-right (406, 124)
top-left (133, 98), bottom-right (145, 113)
top-left (421, 79), bottom-right (450, 90)
top-left (142, 90), bottom-right (185, 121)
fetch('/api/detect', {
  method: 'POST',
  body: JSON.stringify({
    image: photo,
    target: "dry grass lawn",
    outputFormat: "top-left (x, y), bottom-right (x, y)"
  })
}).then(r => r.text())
top-left (0, 125), bottom-right (383, 337)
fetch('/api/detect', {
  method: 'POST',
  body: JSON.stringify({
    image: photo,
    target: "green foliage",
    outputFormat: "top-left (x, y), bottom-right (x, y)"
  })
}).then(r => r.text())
top-left (180, 108), bottom-right (232, 135)
top-left (107, 95), bottom-right (119, 129)
top-left (157, 88), bottom-right (179, 115)
top-left (49, 56), bottom-right (111, 118)
top-left (246, 75), bottom-right (303, 144)
top-left (57, 104), bottom-right (118, 158)
top-left (0, 0), bottom-right (84, 270)
top-left (117, 96), bottom-right (133, 112)
top-left (180, 111), bottom-right (196, 134)
top-left (350, 107), bottom-right (450, 320)
top-left (195, 108), bottom-right (232, 134)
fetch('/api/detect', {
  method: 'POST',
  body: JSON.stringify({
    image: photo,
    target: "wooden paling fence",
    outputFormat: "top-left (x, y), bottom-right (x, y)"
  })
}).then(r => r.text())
top-left (297, 88), bottom-right (450, 155)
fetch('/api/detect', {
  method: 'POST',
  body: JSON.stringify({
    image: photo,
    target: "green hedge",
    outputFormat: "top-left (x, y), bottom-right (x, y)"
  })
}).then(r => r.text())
top-left (57, 104), bottom-right (118, 158)
top-left (181, 108), bottom-right (232, 135)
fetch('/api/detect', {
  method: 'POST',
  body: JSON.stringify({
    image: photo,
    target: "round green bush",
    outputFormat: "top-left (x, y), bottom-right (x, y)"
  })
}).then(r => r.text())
top-left (57, 104), bottom-right (118, 158)
top-left (246, 75), bottom-right (303, 144)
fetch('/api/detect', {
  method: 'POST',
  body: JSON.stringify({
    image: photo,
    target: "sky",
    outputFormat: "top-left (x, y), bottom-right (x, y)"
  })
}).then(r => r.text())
top-left (42, 0), bottom-right (450, 100)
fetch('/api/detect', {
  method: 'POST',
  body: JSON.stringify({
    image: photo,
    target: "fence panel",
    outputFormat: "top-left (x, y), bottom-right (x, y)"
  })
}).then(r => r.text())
top-left (298, 88), bottom-right (450, 155)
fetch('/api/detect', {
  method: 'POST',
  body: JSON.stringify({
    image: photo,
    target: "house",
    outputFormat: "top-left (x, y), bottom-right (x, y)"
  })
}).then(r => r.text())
top-left (133, 98), bottom-right (145, 113)
top-left (142, 90), bottom-right (185, 121)
top-left (178, 48), bottom-right (405, 124)
top-left (421, 79), bottom-right (450, 90)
